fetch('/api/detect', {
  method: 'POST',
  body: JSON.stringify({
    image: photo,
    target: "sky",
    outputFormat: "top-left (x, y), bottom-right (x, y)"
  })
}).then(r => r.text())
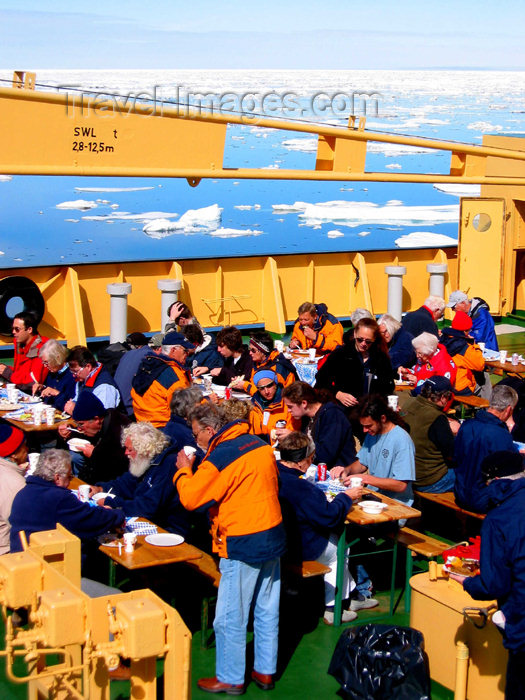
top-left (1, 1), bottom-right (524, 70)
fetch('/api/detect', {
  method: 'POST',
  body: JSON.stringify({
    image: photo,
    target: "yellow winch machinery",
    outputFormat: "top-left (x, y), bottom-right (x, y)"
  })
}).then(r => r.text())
top-left (0, 70), bottom-right (525, 346)
top-left (0, 525), bottom-right (191, 699)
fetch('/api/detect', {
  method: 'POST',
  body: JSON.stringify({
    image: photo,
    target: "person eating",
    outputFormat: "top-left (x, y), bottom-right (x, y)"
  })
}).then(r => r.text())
top-left (249, 370), bottom-right (298, 439)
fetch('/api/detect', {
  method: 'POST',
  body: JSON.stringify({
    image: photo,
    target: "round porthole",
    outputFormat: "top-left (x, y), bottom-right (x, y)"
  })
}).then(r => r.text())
top-left (0, 277), bottom-right (45, 337)
top-left (472, 213), bottom-right (492, 232)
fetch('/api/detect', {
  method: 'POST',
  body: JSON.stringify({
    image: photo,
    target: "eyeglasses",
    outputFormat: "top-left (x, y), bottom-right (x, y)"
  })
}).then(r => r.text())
top-left (258, 382), bottom-right (276, 391)
top-left (192, 425), bottom-right (209, 439)
top-left (12, 326), bottom-right (24, 332)
top-left (355, 337), bottom-right (373, 346)
top-left (248, 347), bottom-right (259, 354)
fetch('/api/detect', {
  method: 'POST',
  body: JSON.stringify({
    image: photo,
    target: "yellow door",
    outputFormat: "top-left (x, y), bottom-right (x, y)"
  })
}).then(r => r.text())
top-left (458, 198), bottom-right (506, 313)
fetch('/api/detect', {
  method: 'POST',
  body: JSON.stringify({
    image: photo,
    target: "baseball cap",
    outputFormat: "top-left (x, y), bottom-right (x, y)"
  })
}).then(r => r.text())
top-left (422, 376), bottom-right (453, 394)
top-left (149, 333), bottom-right (165, 348)
top-left (162, 330), bottom-right (195, 350)
top-left (447, 291), bottom-right (468, 308)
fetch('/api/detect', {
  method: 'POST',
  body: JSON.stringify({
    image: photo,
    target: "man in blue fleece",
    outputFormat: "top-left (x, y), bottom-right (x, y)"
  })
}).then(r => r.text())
top-left (450, 451), bottom-right (525, 700)
top-left (454, 384), bottom-right (520, 513)
top-left (89, 421), bottom-right (191, 537)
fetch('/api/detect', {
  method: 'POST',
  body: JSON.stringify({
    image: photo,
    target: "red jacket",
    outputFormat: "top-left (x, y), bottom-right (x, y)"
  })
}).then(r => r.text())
top-left (11, 334), bottom-right (48, 388)
top-left (174, 421), bottom-right (285, 562)
top-left (413, 344), bottom-right (457, 388)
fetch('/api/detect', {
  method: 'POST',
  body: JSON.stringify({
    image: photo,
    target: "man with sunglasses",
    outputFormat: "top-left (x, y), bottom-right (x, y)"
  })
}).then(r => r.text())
top-left (131, 331), bottom-right (193, 427)
top-left (0, 311), bottom-right (48, 392)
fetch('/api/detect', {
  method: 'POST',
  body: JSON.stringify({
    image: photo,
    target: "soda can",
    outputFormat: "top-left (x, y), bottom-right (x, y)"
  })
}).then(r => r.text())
top-left (512, 353), bottom-right (519, 366)
top-left (225, 387), bottom-right (232, 399)
top-left (317, 463), bottom-right (327, 481)
top-left (276, 420), bottom-right (287, 429)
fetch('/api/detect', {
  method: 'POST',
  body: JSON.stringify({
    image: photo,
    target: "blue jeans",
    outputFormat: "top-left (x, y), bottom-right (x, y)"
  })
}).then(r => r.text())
top-left (214, 557), bottom-right (281, 686)
top-left (417, 469), bottom-right (456, 493)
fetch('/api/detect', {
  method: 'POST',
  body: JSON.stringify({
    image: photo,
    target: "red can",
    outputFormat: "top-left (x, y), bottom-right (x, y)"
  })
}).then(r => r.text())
top-left (317, 463), bottom-right (327, 481)
top-left (225, 387), bottom-right (232, 399)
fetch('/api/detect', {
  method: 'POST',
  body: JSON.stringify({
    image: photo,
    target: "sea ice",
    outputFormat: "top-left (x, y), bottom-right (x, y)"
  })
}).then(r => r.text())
top-left (208, 228), bottom-right (261, 238)
top-left (0, 175), bottom-right (12, 182)
top-left (395, 232), bottom-right (457, 248)
top-left (327, 230), bottom-right (344, 238)
top-left (56, 200), bottom-right (98, 210)
top-left (433, 184), bottom-right (481, 197)
top-left (142, 204), bottom-right (222, 237)
top-left (74, 186), bottom-right (155, 192)
top-left (281, 138), bottom-right (318, 152)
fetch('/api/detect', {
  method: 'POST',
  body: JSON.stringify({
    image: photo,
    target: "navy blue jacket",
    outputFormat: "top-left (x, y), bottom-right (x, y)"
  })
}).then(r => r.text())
top-left (278, 462), bottom-right (352, 561)
top-left (96, 444), bottom-right (191, 537)
top-left (186, 336), bottom-right (224, 372)
top-left (470, 298), bottom-right (499, 351)
top-left (9, 476), bottom-right (125, 552)
top-left (388, 326), bottom-right (416, 371)
top-left (42, 365), bottom-right (76, 411)
top-left (402, 306), bottom-right (439, 339)
top-left (454, 409), bottom-right (519, 513)
top-left (161, 414), bottom-right (205, 465)
top-left (464, 478), bottom-right (525, 651)
top-left (310, 402), bottom-right (357, 468)
top-left (114, 345), bottom-right (150, 416)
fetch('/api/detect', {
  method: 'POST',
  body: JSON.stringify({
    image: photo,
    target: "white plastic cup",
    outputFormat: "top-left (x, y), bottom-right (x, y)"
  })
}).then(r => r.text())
top-left (350, 476), bottom-right (363, 488)
top-left (499, 350), bottom-right (508, 364)
top-left (78, 484), bottom-right (91, 503)
top-left (27, 452), bottom-right (40, 475)
top-left (32, 408), bottom-right (42, 426)
top-left (183, 445), bottom-right (197, 458)
top-left (123, 532), bottom-right (137, 553)
top-left (275, 340), bottom-right (284, 353)
top-left (308, 348), bottom-right (317, 361)
top-left (387, 394), bottom-right (399, 411)
top-left (7, 386), bottom-right (17, 403)
top-left (45, 406), bottom-right (55, 425)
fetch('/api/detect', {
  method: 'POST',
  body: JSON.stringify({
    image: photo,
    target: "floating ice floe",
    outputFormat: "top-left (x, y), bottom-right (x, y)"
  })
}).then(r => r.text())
top-left (0, 175), bottom-right (12, 182)
top-left (395, 232), bottom-right (458, 248)
top-left (281, 138), bottom-right (318, 152)
top-left (274, 200), bottom-right (459, 228)
top-left (56, 200), bottom-right (98, 211)
top-left (65, 219), bottom-right (80, 223)
top-left (142, 205), bottom-right (222, 238)
top-left (208, 228), bottom-right (261, 238)
top-left (433, 184), bottom-right (481, 197)
top-left (83, 211), bottom-right (177, 222)
top-left (386, 163), bottom-right (402, 170)
top-left (234, 205), bottom-right (253, 210)
top-left (327, 230), bottom-right (344, 238)
top-left (468, 121), bottom-right (504, 132)
top-left (368, 142), bottom-right (435, 156)
top-left (74, 186), bottom-right (155, 192)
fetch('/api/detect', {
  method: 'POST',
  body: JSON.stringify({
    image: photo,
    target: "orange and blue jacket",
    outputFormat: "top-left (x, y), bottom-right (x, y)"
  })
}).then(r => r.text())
top-left (291, 303), bottom-right (343, 354)
top-left (131, 352), bottom-right (191, 427)
top-left (249, 384), bottom-right (300, 437)
top-left (440, 328), bottom-right (485, 394)
top-left (174, 420), bottom-right (286, 562)
top-left (241, 349), bottom-right (298, 396)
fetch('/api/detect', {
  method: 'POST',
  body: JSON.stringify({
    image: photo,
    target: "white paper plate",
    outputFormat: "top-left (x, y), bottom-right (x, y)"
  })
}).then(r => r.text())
top-left (67, 437), bottom-right (90, 452)
top-left (145, 533), bottom-right (184, 547)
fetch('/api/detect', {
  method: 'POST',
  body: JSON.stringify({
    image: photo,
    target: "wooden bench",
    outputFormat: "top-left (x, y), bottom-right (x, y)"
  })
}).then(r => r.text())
top-left (388, 527), bottom-right (449, 613)
top-left (415, 490), bottom-right (485, 520)
top-left (187, 551), bottom-right (330, 647)
top-left (453, 394), bottom-right (489, 418)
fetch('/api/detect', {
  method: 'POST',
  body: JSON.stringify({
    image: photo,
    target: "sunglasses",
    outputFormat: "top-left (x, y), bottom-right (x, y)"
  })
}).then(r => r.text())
top-left (258, 381), bottom-right (276, 390)
top-left (355, 337), bottom-right (373, 346)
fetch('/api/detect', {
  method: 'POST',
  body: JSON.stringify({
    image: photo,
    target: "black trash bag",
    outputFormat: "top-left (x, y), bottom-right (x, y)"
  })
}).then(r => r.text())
top-left (328, 624), bottom-right (430, 700)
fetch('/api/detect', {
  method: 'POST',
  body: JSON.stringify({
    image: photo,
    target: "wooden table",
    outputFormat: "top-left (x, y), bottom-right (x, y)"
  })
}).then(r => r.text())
top-left (485, 358), bottom-right (525, 377)
top-left (99, 520), bottom-right (203, 586)
top-left (69, 478), bottom-right (203, 586)
top-left (0, 408), bottom-right (71, 433)
top-left (333, 490), bottom-right (420, 626)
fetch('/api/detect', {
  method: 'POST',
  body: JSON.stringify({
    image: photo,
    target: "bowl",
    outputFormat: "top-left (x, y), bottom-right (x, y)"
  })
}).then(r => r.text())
top-left (358, 501), bottom-right (388, 515)
top-left (67, 437), bottom-right (90, 452)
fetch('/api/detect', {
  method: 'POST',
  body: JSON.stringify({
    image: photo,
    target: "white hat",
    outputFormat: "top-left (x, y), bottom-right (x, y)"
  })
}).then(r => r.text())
top-left (446, 291), bottom-right (468, 308)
